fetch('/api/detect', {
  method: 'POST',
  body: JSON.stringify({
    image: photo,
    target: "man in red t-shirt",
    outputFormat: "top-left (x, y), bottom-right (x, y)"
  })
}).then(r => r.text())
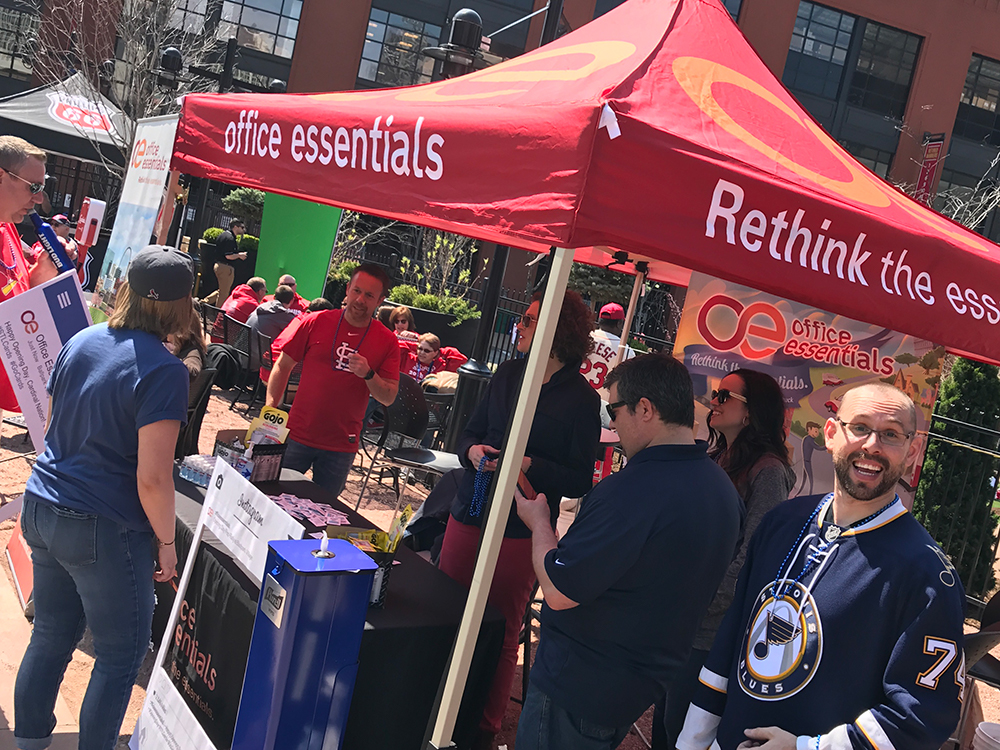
top-left (0, 136), bottom-right (59, 413)
top-left (266, 264), bottom-right (399, 497)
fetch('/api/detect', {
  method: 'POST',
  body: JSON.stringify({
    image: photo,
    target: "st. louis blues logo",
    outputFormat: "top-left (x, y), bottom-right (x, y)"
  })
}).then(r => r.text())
top-left (738, 580), bottom-right (822, 700)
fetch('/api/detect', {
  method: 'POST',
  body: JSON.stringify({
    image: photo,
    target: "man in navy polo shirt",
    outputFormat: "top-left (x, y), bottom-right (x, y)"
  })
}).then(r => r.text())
top-left (514, 353), bottom-right (742, 750)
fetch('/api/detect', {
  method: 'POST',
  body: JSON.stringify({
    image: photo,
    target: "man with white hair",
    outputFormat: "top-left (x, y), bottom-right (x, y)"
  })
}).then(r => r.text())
top-left (677, 382), bottom-right (964, 750)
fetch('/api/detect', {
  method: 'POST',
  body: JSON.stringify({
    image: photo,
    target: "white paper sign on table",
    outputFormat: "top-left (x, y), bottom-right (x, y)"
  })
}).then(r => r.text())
top-left (203, 459), bottom-right (304, 587)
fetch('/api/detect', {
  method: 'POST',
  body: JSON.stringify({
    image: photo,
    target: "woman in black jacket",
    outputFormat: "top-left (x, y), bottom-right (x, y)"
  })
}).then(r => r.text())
top-left (438, 290), bottom-right (601, 746)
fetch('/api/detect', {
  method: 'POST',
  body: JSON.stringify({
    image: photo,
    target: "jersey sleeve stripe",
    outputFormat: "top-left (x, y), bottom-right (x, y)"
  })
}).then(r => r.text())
top-left (675, 704), bottom-right (723, 750)
top-left (855, 710), bottom-right (896, 750)
top-left (697, 667), bottom-right (729, 694)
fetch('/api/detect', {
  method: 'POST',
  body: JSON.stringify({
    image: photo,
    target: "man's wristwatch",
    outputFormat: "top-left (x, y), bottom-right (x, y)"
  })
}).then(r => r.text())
top-left (364, 368), bottom-right (375, 380)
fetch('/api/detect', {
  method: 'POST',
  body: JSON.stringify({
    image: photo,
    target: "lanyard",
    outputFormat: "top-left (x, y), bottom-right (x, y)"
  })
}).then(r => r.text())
top-left (330, 311), bottom-right (373, 370)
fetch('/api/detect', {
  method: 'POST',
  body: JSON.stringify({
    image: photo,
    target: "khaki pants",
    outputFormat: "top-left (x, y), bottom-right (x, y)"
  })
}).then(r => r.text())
top-left (214, 262), bottom-right (235, 303)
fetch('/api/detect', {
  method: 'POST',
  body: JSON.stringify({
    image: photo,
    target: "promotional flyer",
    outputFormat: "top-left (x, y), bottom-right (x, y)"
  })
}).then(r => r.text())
top-left (93, 115), bottom-right (178, 318)
top-left (674, 272), bottom-right (942, 505)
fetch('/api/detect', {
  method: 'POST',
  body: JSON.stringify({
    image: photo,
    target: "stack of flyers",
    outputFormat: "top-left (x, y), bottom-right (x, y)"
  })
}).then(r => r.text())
top-left (269, 493), bottom-right (350, 527)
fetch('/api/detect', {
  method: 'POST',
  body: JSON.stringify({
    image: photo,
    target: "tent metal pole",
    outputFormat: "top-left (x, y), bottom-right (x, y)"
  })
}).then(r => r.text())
top-left (426, 246), bottom-right (574, 750)
top-left (615, 262), bottom-right (646, 367)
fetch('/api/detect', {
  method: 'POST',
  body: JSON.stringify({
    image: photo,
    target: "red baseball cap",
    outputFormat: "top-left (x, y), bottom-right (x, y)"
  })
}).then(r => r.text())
top-left (51, 214), bottom-right (70, 226)
top-left (599, 302), bottom-right (625, 321)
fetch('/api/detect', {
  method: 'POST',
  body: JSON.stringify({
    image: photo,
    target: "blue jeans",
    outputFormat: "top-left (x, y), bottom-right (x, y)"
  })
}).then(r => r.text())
top-left (15, 493), bottom-right (156, 750)
top-left (516, 683), bottom-right (632, 750)
top-left (282, 438), bottom-right (355, 498)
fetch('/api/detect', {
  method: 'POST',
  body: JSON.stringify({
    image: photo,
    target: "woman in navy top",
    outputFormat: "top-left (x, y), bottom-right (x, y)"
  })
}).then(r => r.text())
top-left (438, 289), bottom-right (601, 746)
top-left (15, 245), bottom-right (193, 750)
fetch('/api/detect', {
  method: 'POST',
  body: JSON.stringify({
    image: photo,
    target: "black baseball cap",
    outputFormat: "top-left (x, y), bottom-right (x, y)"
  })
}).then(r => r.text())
top-left (127, 245), bottom-right (194, 301)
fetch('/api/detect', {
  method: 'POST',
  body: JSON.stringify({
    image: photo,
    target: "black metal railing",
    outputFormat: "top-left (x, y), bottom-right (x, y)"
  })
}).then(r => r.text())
top-left (913, 411), bottom-right (1000, 599)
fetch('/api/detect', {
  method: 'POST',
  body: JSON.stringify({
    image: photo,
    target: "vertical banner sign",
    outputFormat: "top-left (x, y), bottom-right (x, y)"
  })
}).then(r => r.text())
top-left (914, 133), bottom-right (946, 206)
top-left (93, 115), bottom-right (178, 319)
top-left (674, 273), bottom-right (943, 507)
top-left (0, 270), bottom-right (89, 449)
top-left (131, 461), bottom-right (303, 750)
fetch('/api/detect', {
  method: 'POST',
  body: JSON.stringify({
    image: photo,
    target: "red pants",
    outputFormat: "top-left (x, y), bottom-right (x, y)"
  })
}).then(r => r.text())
top-left (438, 516), bottom-right (535, 734)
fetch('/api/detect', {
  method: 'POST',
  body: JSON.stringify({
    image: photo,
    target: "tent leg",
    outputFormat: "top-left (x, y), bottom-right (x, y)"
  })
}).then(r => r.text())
top-left (615, 264), bottom-right (646, 366)
top-left (425, 247), bottom-right (575, 750)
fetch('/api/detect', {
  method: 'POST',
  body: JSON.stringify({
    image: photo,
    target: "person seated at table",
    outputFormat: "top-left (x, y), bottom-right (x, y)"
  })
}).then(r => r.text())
top-left (260, 273), bottom-right (308, 312)
top-left (390, 305), bottom-right (419, 341)
top-left (438, 289), bottom-right (601, 749)
top-left (210, 276), bottom-right (267, 343)
top-left (247, 284), bottom-right (300, 370)
top-left (403, 333), bottom-right (469, 382)
top-left (167, 301), bottom-right (207, 382)
top-left (15, 245), bottom-right (191, 750)
top-left (308, 297), bottom-right (334, 312)
top-left (257, 297), bottom-right (336, 388)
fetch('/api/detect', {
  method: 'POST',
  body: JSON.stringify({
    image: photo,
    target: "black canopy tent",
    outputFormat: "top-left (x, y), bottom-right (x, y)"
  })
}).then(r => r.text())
top-left (0, 72), bottom-right (130, 168)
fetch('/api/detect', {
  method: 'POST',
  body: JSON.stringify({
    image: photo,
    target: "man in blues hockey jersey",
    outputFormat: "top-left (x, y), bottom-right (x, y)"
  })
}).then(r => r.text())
top-left (677, 382), bottom-right (965, 750)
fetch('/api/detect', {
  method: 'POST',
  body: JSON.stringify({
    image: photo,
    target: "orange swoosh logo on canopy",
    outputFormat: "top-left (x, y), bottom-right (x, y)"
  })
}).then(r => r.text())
top-left (673, 56), bottom-right (995, 253)
top-left (672, 55), bottom-right (890, 208)
top-left (395, 41), bottom-right (637, 102)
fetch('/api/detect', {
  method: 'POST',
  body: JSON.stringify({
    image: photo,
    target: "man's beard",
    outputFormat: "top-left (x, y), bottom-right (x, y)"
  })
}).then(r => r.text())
top-left (833, 450), bottom-right (905, 502)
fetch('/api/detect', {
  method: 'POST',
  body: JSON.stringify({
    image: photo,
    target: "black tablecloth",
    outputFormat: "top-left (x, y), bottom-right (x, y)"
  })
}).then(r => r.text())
top-left (154, 467), bottom-right (505, 750)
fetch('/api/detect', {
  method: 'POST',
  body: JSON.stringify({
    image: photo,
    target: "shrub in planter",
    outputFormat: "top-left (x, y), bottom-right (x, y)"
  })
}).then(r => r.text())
top-left (387, 284), bottom-right (418, 306)
top-left (202, 227), bottom-right (223, 243)
top-left (413, 293), bottom-right (439, 311)
top-left (238, 235), bottom-right (259, 253)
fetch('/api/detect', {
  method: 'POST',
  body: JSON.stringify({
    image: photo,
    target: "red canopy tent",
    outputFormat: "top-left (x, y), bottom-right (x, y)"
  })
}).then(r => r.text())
top-left (170, 0), bottom-right (1000, 743)
top-left (174, 0), bottom-right (1000, 364)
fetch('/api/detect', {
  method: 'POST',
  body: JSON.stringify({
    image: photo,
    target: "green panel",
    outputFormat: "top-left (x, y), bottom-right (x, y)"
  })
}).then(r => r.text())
top-left (256, 193), bottom-right (342, 301)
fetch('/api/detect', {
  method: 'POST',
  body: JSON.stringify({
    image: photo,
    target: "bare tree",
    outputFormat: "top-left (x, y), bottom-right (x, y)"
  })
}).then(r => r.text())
top-left (25, 0), bottom-right (220, 181)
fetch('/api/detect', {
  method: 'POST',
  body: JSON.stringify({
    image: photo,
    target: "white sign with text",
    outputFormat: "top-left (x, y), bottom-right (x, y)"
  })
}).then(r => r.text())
top-left (0, 270), bottom-right (89, 448)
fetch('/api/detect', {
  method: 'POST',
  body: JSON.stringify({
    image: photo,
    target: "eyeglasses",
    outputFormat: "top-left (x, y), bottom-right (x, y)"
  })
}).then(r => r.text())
top-left (519, 313), bottom-right (536, 327)
top-left (417, 347), bottom-right (437, 354)
top-left (1, 167), bottom-right (46, 195)
top-left (711, 388), bottom-right (747, 406)
top-left (834, 417), bottom-right (913, 447)
top-left (606, 400), bottom-right (627, 421)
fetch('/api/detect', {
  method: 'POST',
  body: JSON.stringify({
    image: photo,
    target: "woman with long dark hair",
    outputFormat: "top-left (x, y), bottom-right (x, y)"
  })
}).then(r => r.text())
top-left (660, 368), bottom-right (795, 746)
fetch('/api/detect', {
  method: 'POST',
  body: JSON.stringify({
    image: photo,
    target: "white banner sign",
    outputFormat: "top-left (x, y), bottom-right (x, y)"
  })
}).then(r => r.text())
top-left (0, 270), bottom-right (89, 448)
top-left (94, 115), bottom-right (178, 318)
top-left (132, 461), bottom-right (303, 750)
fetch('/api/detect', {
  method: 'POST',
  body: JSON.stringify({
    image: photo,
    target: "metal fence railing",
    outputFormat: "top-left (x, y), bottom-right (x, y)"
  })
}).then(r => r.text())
top-left (912, 411), bottom-right (1000, 600)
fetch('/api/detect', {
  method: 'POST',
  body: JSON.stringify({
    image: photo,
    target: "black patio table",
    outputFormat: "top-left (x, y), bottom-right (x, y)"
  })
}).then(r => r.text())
top-left (152, 466), bottom-right (504, 750)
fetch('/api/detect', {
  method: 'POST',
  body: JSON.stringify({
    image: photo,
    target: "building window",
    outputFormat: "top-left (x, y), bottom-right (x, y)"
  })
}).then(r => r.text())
top-left (954, 54), bottom-right (1000, 146)
top-left (169, 0), bottom-right (208, 35)
top-left (215, 0), bottom-right (300, 59)
top-left (847, 21), bottom-right (920, 120)
top-left (359, 8), bottom-right (440, 87)
top-left (723, 0), bottom-right (742, 21)
top-left (783, 2), bottom-right (855, 101)
top-left (841, 140), bottom-right (893, 178)
top-left (0, 6), bottom-right (39, 81)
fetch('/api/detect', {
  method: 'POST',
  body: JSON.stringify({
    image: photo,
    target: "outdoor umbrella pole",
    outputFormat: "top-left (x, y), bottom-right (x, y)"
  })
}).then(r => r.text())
top-left (426, 246), bottom-right (574, 750)
top-left (615, 262), bottom-right (646, 367)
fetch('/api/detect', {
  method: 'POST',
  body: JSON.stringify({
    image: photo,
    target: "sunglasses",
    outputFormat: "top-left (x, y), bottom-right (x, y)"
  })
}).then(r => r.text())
top-left (711, 388), bottom-right (747, 405)
top-left (606, 400), bottom-right (627, 421)
top-left (1, 167), bottom-right (46, 195)
top-left (519, 313), bottom-right (536, 327)
top-left (417, 346), bottom-right (437, 354)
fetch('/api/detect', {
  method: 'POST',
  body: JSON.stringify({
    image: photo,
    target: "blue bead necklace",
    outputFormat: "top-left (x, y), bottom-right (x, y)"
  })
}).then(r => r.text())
top-left (469, 455), bottom-right (491, 517)
top-left (770, 494), bottom-right (898, 602)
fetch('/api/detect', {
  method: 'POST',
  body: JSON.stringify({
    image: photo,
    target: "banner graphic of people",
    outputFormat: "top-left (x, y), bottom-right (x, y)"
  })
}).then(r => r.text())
top-left (673, 272), bottom-right (943, 507)
top-left (93, 115), bottom-right (178, 318)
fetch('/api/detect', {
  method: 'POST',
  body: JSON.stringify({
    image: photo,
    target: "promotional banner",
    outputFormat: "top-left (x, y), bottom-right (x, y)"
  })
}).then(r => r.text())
top-left (0, 270), bottom-right (90, 449)
top-left (93, 115), bottom-right (178, 319)
top-left (132, 461), bottom-right (302, 750)
top-left (674, 272), bottom-right (943, 506)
